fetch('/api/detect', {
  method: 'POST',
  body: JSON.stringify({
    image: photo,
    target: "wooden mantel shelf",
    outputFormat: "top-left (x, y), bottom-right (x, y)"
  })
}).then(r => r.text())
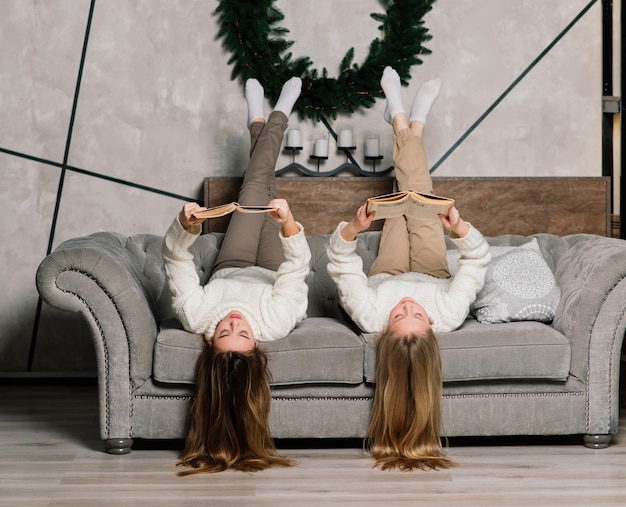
top-left (204, 176), bottom-right (611, 237)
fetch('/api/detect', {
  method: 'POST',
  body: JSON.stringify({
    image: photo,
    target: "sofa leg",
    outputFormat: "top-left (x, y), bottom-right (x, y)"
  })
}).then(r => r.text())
top-left (105, 438), bottom-right (134, 454)
top-left (583, 434), bottom-right (612, 449)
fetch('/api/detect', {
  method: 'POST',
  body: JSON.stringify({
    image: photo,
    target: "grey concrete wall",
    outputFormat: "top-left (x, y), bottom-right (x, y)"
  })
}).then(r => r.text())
top-left (0, 0), bottom-right (605, 375)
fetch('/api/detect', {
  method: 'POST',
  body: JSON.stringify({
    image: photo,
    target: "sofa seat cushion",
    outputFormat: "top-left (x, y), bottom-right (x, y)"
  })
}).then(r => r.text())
top-left (363, 319), bottom-right (571, 383)
top-left (154, 317), bottom-right (364, 386)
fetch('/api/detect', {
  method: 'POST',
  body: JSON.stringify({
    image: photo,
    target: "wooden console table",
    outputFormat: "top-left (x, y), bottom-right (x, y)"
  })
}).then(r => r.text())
top-left (203, 176), bottom-right (611, 237)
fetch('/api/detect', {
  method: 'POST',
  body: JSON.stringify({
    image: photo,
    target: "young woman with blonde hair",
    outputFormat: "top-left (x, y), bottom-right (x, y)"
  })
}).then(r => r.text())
top-left (162, 77), bottom-right (309, 474)
top-left (327, 67), bottom-right (491, 471)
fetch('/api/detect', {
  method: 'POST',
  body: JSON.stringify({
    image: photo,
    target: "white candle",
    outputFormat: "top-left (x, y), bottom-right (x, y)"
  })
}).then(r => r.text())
top-left (365, 137), bottom-right (380, 157)
top-left (338, 129), bottom-right (353, 148)
top-left (286, 129), bottom-right (301, 148)
top-left (314, 138), bottom-right (329, 157)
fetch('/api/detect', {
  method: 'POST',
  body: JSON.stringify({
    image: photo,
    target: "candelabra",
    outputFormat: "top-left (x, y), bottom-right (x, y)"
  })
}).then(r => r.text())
top-left (275, 128), bottom-right (393, 177)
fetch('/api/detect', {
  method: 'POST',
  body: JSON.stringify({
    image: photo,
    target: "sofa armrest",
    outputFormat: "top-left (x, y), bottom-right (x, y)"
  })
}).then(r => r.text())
top-left (551, 234), bottom-right (626, 435)
top-left (36, 232), bottom-right (163, 441)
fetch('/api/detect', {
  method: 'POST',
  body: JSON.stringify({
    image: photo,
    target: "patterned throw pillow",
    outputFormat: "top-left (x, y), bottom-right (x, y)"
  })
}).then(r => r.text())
top-left (468, 238), bottom-right (561, 323)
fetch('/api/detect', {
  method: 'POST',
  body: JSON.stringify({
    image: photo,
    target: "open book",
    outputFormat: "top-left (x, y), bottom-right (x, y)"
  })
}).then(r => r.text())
top-left (366, 190), bottom-right (454, 220)
top-left (192, 202), bottom-right (277, 220)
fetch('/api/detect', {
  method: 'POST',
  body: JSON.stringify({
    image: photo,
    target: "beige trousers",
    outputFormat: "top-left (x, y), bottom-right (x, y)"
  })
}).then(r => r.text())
top-left (368, 129), bottom-right (450, 278)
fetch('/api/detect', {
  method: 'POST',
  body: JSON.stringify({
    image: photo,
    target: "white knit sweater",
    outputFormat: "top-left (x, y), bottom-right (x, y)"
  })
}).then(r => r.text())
top-left (326, 222), bottom-right (491, 334)
top-left (162, 217), bottom-right (311, 342)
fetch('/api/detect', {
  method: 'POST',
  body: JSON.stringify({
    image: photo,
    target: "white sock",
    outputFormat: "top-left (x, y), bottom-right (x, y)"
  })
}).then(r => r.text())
top-left (409, 78), bottom-right (442, 125)
top-left (380, 66), bottom-right (405, 124)
top-left (274, 77), bottom-right (302, 117)
top-left (245, 78), bottom-right (265, 125)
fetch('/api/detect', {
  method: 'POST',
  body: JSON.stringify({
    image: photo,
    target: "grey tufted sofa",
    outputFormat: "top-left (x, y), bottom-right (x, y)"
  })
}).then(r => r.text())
top-left (36, 230), bottom-right (626, 454)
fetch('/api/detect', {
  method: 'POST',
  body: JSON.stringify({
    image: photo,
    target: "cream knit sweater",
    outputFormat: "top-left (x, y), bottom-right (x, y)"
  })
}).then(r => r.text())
top-left (162, 217), bottom-right (311, 342)
top-left (326, 222), bottom-right (491, 334)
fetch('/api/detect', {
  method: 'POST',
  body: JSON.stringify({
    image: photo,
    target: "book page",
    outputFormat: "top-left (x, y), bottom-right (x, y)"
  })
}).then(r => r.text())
top-left (406, 193), bottom-right (454, 220)
top-left (193, 202), bottom-right (238, 219)
top-left (237, 205), bottom-right (278, 214)
top-left (193, 203), bottom-right (277, 219)
top-left (366, 191), bottom-right (409, 220)
top-left (366, 200), bottom-right (407, 220)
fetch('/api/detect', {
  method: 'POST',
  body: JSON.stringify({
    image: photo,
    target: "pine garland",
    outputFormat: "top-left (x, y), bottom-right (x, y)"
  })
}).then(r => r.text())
top-left (215, 0), bottom-right (437, 120)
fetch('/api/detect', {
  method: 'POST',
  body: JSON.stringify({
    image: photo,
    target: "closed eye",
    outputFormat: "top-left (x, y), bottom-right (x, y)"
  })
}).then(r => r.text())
top-left (218, 330), bottom-right (250, 340)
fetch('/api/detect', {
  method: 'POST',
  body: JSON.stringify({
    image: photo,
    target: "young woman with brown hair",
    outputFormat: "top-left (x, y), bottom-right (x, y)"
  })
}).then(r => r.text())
top-left (162, 77), bottom-right (310, 474)
top-left (327, 67), bottom-right (491, 471)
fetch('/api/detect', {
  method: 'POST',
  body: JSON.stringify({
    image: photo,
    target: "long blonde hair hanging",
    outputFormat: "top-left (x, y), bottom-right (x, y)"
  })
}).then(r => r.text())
top-left (365, 327), bottom-right (455, 471)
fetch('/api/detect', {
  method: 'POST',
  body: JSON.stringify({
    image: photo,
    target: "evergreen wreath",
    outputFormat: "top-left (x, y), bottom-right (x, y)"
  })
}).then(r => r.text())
top-left (215, 0), bottom-right (437, 120)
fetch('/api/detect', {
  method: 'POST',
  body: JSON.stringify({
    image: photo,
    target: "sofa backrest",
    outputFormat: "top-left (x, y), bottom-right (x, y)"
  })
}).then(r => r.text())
top-left (124, 229), bottom-right (576, 330)
top-left (131, 231), bottom-right (385, 324)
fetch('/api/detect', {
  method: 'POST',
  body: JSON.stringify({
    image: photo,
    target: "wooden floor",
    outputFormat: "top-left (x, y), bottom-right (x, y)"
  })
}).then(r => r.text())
top-left (1, 384), bottom-right (626, 507)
